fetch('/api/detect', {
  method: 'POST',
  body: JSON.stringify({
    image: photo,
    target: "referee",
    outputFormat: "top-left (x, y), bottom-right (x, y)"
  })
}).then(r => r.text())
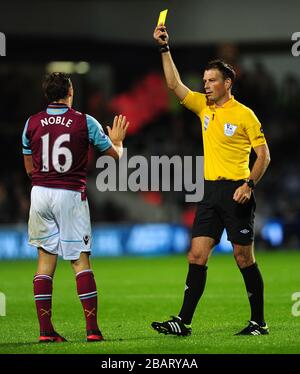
top-left (151, 25), bottom-right (271, 336)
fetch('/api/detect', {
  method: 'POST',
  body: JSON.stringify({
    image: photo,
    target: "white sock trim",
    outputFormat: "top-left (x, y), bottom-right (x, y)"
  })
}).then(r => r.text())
top-left (76, 269), bottom-right (93, 277)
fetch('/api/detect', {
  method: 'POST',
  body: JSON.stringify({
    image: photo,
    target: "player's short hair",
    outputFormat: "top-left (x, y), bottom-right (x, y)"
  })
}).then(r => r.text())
top-left (42, 72), bottom-right (72, 102)
top-left (205, 59), bottom-right (236, 85)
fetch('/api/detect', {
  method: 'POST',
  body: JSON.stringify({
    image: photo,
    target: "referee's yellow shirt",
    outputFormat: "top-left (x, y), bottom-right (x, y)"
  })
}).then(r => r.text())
top-left (181, 90), bottom-right (266, 181)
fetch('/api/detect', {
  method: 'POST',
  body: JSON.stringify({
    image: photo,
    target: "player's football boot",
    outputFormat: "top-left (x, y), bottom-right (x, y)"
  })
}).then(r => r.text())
top-left (39, 331), bottom-right (67, 343)
top-left (151, 316), bottom-right (192, 336)
top-left (87, 329), bottom-right (104, 342)
top-left (235, 320), bottom-right (269, 335)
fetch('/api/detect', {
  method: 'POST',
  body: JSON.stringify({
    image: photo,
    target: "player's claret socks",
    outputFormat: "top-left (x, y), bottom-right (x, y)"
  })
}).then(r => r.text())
top-left (33, 274), bottom-right (55, 336)
top-left (76, 269), bottom-right (103, 340)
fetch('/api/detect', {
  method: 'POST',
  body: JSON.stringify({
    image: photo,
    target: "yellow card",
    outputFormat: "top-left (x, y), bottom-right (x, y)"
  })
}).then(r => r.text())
top-left (157, 9), bottom-right (168, 26)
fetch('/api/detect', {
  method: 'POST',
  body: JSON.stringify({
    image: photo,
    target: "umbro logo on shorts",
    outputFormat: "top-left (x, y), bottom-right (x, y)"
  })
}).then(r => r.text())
top-left (83, 235), bottom-right (90, 245)
top-left (240, 229), bottom-right (250, 234)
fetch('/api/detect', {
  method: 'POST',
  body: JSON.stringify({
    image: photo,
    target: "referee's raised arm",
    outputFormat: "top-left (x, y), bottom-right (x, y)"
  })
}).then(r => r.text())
top-left (153, 24), bottom-right (189, 101)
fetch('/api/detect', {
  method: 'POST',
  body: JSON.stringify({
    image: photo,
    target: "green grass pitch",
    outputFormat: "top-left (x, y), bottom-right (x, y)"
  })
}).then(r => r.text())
top-left (0, 251), bottom-right (300, 354)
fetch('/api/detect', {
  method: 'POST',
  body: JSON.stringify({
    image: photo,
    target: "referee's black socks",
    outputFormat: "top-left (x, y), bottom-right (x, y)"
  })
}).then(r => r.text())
top-left (240, 262), bottom-right (265, 326)
top-left (178, 263), bottom-right (208, 325)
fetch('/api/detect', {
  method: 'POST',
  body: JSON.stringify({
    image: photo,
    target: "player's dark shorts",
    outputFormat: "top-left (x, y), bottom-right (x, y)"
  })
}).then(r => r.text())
top-left (192, 180), bottom-right (256, 245)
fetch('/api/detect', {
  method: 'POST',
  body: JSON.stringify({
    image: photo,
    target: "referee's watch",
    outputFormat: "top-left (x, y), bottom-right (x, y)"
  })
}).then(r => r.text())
top-left (245, 179), bottom-right (255, 189)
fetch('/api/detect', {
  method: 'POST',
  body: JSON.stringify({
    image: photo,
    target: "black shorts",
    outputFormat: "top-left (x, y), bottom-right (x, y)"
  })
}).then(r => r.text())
top-left (192, 180), bottom-right (256, 245)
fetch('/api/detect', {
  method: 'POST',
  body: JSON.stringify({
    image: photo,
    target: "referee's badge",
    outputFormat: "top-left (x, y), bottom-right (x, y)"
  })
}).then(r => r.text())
top-left (204, 115), bottom-right (210, 131)
top-left (224, 123), bottom-right (237, 136)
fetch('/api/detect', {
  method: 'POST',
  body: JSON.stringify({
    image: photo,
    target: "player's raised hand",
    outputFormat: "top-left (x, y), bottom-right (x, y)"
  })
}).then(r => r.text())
top-left (107, 114), bottom-right (129, 145)
top-left (153, 23), bottom-right (169, 45)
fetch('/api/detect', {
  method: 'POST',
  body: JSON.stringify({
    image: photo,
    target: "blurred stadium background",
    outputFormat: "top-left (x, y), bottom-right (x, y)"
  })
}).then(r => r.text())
top-left (0, 0), bottom-right (299, 258)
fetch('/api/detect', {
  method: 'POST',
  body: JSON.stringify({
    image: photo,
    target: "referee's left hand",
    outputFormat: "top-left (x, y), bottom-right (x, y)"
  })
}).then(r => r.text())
top-left (233, 183), bottom-right (252, 204)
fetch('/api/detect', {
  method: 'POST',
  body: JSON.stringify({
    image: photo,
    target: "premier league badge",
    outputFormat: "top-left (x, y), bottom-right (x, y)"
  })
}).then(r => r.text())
top-left (224, 123), bottom-right (237, 137)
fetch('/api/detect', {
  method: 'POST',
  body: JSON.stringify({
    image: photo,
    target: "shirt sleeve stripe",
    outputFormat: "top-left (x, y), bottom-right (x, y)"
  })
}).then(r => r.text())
top-left (86, 114), bottom-right (112, 152)
top-left (22, 118), bottom-right (31, 153)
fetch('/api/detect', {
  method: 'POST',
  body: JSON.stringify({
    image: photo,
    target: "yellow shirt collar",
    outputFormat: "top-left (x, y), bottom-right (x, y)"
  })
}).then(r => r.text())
top-left (210, 96), bottom-right (235, 109)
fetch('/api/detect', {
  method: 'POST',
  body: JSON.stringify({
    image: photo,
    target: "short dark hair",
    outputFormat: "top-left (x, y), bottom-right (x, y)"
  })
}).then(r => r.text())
top-left (42, 72), bottom-right (72, 102)
top-left (205, 59), bottom-right (236, 85)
